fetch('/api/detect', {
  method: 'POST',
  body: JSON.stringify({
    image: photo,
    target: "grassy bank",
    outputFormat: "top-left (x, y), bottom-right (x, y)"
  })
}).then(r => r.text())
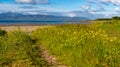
top-left (0, 20), bottom-right (120, 67)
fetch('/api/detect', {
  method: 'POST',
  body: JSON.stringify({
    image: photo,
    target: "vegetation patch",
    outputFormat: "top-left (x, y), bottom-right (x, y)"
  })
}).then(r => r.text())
top-left (32, 21), bottom-right (120, 67)
top-left (0, 30), bottom-right (49, 67)
top-left (0, 20), bottom-right (120, 67)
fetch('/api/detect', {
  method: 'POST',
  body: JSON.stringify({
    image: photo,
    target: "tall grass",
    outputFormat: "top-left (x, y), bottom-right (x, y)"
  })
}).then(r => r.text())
top-left (0, 20), bottom-right (120, 67)
top-left (0, 30), bottom-right (49, 67)
top-left (32, 21), bottom-right (120, 67)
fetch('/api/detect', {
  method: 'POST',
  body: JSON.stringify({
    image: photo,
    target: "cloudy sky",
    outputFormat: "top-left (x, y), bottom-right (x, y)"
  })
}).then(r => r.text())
top-left (0, 0), bottom-right (120, 19)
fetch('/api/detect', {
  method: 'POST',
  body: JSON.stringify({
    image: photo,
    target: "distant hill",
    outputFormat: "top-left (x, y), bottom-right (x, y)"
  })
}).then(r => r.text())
top-left (0, 12), bottom-right (89, 22)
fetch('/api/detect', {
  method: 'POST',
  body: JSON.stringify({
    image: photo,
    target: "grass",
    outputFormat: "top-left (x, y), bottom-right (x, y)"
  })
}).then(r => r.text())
top-left (0, 30), bottom-right (49, 67)
top-left (32, 20), bottom-right (120, 67)
top-left (0, 20), bottom-right (120, 67)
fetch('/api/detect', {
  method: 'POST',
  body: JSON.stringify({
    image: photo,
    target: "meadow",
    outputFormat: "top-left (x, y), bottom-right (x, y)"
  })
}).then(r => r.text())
top-left (0, 20), bottom-right (120, 67)
top-left (0, 30), bottom-right (49, 67)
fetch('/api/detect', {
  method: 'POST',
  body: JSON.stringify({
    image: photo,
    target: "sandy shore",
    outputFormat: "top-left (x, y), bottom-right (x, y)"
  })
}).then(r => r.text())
top-left (0, 25), bottom-right (52, 32)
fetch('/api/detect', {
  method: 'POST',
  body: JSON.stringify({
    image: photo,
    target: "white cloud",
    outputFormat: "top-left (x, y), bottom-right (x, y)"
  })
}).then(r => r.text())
top-left (89, 0), bottom-right (120, 5)
top-left (27, 11), bottom-right (38, 14)
top-left (15, 0), bottom-right (32, 3)
top-left (15, 0), bottom-right (50, 4)
top-left (80, 5), bottom-right (90, 11)
top-left (64, 13), bottom-right (76, 17)
top-left (115, 7), bottom-right (120, 12)
top-left (100, 0), bottom-right (120, 5)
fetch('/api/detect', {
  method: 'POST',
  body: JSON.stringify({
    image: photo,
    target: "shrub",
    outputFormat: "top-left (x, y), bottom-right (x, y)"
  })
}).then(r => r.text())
top-left (0, 29), bottom-right (7, 36)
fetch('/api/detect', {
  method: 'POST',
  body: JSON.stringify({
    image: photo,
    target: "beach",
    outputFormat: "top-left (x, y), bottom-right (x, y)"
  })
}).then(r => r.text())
top-left (0, 25), bottom-right (52, 32)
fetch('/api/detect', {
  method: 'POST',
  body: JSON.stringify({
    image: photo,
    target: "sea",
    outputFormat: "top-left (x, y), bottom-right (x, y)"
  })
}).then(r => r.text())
top-left (0, 20), bottom-right (90, 25)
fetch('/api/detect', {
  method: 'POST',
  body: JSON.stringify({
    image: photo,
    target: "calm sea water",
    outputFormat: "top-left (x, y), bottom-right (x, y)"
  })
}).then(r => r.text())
top-left (0, 21), bottom-right (90, 25)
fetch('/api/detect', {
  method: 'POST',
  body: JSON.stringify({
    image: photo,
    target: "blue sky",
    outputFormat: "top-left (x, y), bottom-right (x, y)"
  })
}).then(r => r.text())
top-left (0, 0), bottom-right (120, 19)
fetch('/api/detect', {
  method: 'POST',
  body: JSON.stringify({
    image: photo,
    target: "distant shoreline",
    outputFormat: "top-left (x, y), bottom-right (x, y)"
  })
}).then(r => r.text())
top-left (0, 20), bottom-right (92, 26)
top-left (0, 20), bottom-right (93, 31)
top-left (0, 24), bottom-right (52, 26)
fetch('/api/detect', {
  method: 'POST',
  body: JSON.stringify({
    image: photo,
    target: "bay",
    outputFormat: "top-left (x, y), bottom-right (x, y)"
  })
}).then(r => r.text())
top-left (0, 20), bottom-right (91, 25)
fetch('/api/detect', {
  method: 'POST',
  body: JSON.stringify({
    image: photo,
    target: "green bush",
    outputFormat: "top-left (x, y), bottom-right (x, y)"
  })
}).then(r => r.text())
top-left (0, 29), bottom-right (7, 36)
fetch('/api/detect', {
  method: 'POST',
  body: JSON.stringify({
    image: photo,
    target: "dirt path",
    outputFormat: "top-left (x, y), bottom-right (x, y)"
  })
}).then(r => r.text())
top-left (39, 45), bottom-right (67, 67)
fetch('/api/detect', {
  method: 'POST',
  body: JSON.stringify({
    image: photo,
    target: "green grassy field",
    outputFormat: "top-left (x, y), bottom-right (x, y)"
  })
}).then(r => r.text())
top-left (0, 30), bottom-right (49, 67)
top-left (0, 20), bottom-right (120, 67)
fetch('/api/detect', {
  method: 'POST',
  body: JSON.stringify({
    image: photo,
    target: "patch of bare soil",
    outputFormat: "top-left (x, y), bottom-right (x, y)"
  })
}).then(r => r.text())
top-left (39, 46), bottom-right (67, 67)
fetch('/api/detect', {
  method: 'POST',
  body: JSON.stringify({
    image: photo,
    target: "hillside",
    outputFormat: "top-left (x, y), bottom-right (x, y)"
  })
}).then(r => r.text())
top-left (0, 12), bottom-right (89, 22)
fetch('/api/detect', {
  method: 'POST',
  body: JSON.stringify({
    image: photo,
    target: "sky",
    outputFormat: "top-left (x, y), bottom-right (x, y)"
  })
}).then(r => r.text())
top-left (0, 0), bottom-right (120, 19)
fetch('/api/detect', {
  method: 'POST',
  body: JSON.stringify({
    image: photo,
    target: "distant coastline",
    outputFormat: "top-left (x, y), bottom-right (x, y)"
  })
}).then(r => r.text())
top-left (0, 20), bottom-right (92, 26)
